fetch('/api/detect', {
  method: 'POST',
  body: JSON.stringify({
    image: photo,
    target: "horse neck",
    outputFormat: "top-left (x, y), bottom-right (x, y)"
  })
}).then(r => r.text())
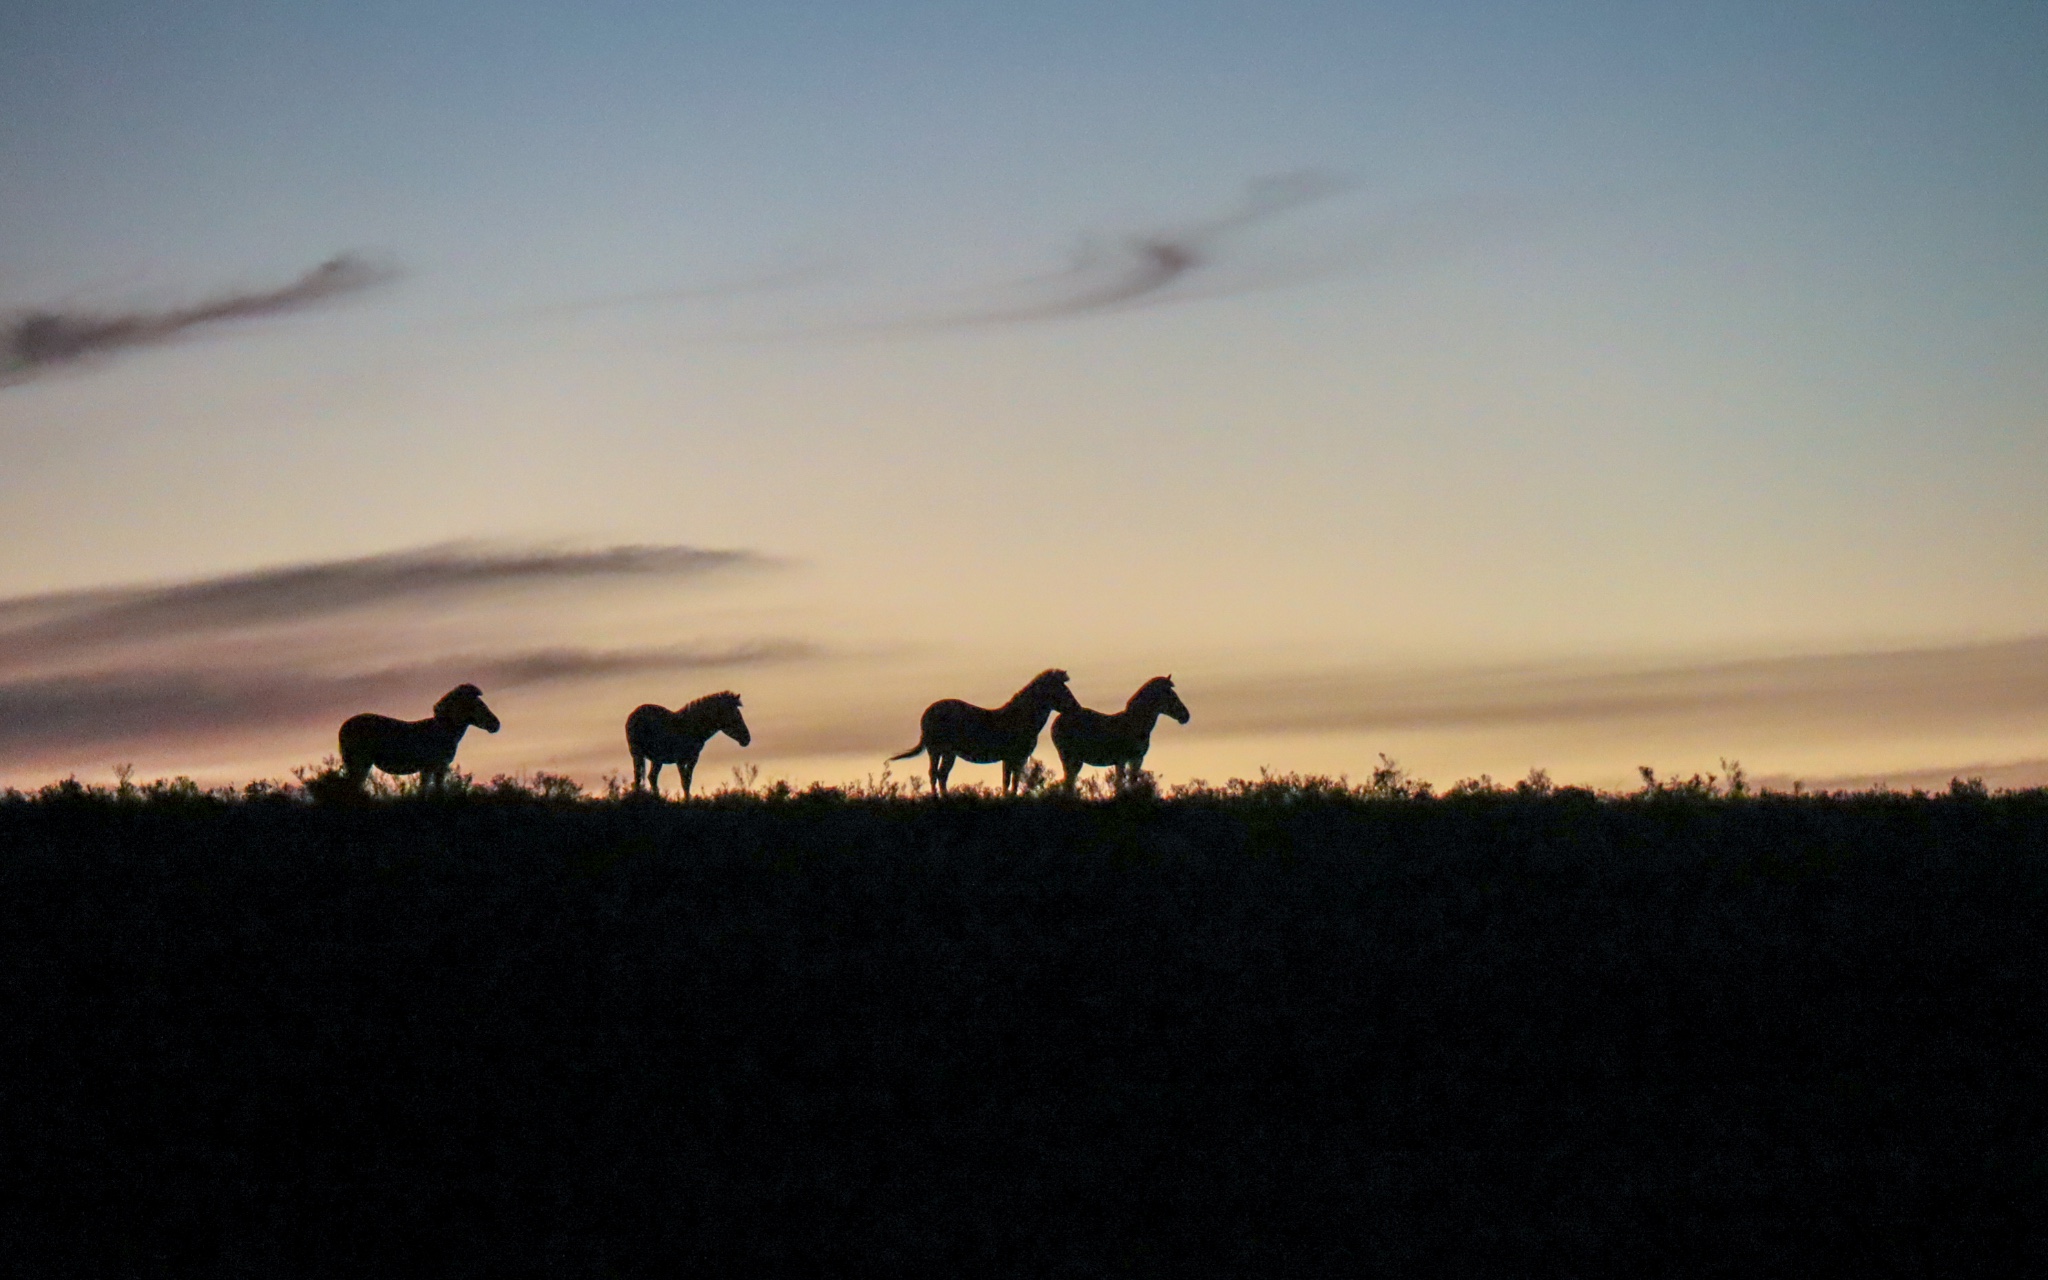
top-left (429, 712), bottom-right (471, 746)
top-left (676, 702), bottom-right (726, 744)
top-left (1120, 702), bottom-right (1164, 732)
top-left (1003, 687), bottom-right (1062, 732)
top-left (1123, 683), bottom-right (1180, 730)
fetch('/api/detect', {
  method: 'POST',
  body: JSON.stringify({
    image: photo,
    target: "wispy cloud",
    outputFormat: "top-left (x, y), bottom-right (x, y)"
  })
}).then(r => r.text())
top-left (1755, 758), bottom-right (2048, 794)
top-left (0, 543), bottom-right (769, 671)
top-left (928, 173), bottom-right (1349, 323)
top-left (0, 642), bottom-right (816, 763)
top-left (1194, 638), bottom-right (2048, 737)
top-left (471, 640), bottom-right (814, 687)
top-left (634, 174), bottom-right (1386, 342)
top-left (0, 542), bottom-right (809, 770)
top-left (868, 173), bottom-right (1351, 330)
top-left (1, 255), bottom-right (395, 386)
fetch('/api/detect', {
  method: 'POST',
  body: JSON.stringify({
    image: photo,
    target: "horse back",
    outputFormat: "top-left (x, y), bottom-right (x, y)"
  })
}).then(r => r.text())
top-left (625, 704), bottom-right (677, 758)
top-left (918, 698), bottom-right (980, 736)
top-left (339, 712), bottom-right (404, 758)
top-left (922, 697), bottom-right (1035, 763)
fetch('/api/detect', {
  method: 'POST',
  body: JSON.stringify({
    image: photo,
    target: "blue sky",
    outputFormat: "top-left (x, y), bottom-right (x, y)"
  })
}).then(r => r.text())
top-left (3, 1), bottom-right (2045, 789)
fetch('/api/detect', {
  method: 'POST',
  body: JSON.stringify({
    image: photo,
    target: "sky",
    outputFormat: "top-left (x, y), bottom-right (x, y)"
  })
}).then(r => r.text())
top-left (3, 0), bottom-right (2045, 793)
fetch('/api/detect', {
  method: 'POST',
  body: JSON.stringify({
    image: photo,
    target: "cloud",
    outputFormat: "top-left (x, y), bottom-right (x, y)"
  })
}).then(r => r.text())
top-left (1754, 758), bottom-right (2048, 794)
top-left (1192, 637), bottom-right (2048, 737)
top-left (879, 172), bottom-right (1351, 329)
top-left (0, 641), bottom-right (817, 764)
top-left (1, 255), bottom-right (395, 386)
top-left (470, 640), bottom-right (815, 686)
top-left (0, 543), bottom-right (770, 671)
top-left (653, 173), bottom-right (1371, 342)
top-left (0, 541), bottom-right (806, 773)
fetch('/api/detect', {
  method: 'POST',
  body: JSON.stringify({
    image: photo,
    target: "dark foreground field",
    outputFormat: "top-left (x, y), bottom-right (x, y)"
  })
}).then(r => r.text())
top-left (3, 781), bottom-right (2044, 1276)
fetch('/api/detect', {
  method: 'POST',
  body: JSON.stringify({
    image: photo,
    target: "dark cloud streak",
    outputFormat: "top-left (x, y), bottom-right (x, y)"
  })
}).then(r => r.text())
top-left (473, 641), bottom-right (815, 687)
top-left (1195, 638), bottom-right (2048, 737)
top-left (0, 543), bottom-right (769, 671)
top-left (1758, 757), bottom-right (2048, 794)
top-left (0, 641), bottom-right (818, 763)
top-left (1, 255), bottom-right (394, 386)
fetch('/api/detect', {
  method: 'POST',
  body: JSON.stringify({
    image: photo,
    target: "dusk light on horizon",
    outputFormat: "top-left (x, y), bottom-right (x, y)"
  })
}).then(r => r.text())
top-left (4, 1), bottom-right (2045, 793)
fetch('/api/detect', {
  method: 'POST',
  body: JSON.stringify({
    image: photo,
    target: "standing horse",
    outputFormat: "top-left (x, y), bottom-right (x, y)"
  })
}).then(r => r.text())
top-left (627, 691), bottom-right (750, 799)
top-left (338, 683), bottom-right (501, 793)
top-left (1051, 675), bottom-right (1190, 790)
top-left (889, 668), bottom-right (1080, 795)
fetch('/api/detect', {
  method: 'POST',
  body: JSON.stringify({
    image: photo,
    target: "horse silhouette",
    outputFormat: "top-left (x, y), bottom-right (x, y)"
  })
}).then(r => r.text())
top-left (889, 668), bottom-right (1080, 795)
top-left (338, 683), bottom-right (500, 792)
top-left (627, 691), bottom-right (750, 799)
top-left (1051, 675), bottom-right (1190, 790)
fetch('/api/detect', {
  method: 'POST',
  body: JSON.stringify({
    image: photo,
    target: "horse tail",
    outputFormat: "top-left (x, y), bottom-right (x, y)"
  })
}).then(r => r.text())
top-left (887, 737), bottom-right (926, 762)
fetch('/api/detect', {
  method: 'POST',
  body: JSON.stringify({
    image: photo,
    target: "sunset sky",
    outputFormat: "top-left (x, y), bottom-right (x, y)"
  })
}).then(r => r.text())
top-left (4, 1), bottom-right (2045, 792)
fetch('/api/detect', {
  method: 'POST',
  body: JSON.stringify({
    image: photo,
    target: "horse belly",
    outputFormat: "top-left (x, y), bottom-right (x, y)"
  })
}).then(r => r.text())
top-left (629, 725), bottom-right (694, 767)
top-left (925, 704), bottom-right (1026, 763)
top-left (382, 739), bottom-right (453, 774)
top-left (646, 737), bottom-right (700, 767)
top-left (1055, 718), bottom-right (1135, 767)
top-left (343, 716), bottom-right (448, 774)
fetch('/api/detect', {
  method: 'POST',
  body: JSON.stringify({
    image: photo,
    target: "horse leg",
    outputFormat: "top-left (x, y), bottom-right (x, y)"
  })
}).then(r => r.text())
top-left (931, 753), bottom-right (953, 796)
top-left (1057, 743), bottom-right (1083, 791)
top-left (647, 761), bottom-right (664, 797)
top-left (681, 759), bottom-right (695, 800)
top-left (632, 754), bottom-right (647, 791)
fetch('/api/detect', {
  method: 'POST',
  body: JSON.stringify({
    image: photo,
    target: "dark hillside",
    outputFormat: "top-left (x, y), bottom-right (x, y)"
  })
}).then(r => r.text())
top-left (3, 786), bottom-right (2044, 1276)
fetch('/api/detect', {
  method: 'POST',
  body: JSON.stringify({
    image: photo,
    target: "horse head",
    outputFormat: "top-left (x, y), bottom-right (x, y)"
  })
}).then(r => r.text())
top-left (714, 691), bottom-right (751, 747)
top-left (1027, 668), bottom-right (1081, 715)
top-left (435, 683), bottom-right (502, 734)
top-left (1133, 675), bottom-right (1190, 725)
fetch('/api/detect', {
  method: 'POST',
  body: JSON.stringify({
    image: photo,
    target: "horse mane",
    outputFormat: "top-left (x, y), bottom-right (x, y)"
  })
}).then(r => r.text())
top-left (434, 684), bottom-right (484, 715)
top-left (678, 690), bottom-right (741, 717)
top-left (1002, 668), bottom-right (1070, 710)
top-left (1126, 676), bottom-right (1175, 711)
